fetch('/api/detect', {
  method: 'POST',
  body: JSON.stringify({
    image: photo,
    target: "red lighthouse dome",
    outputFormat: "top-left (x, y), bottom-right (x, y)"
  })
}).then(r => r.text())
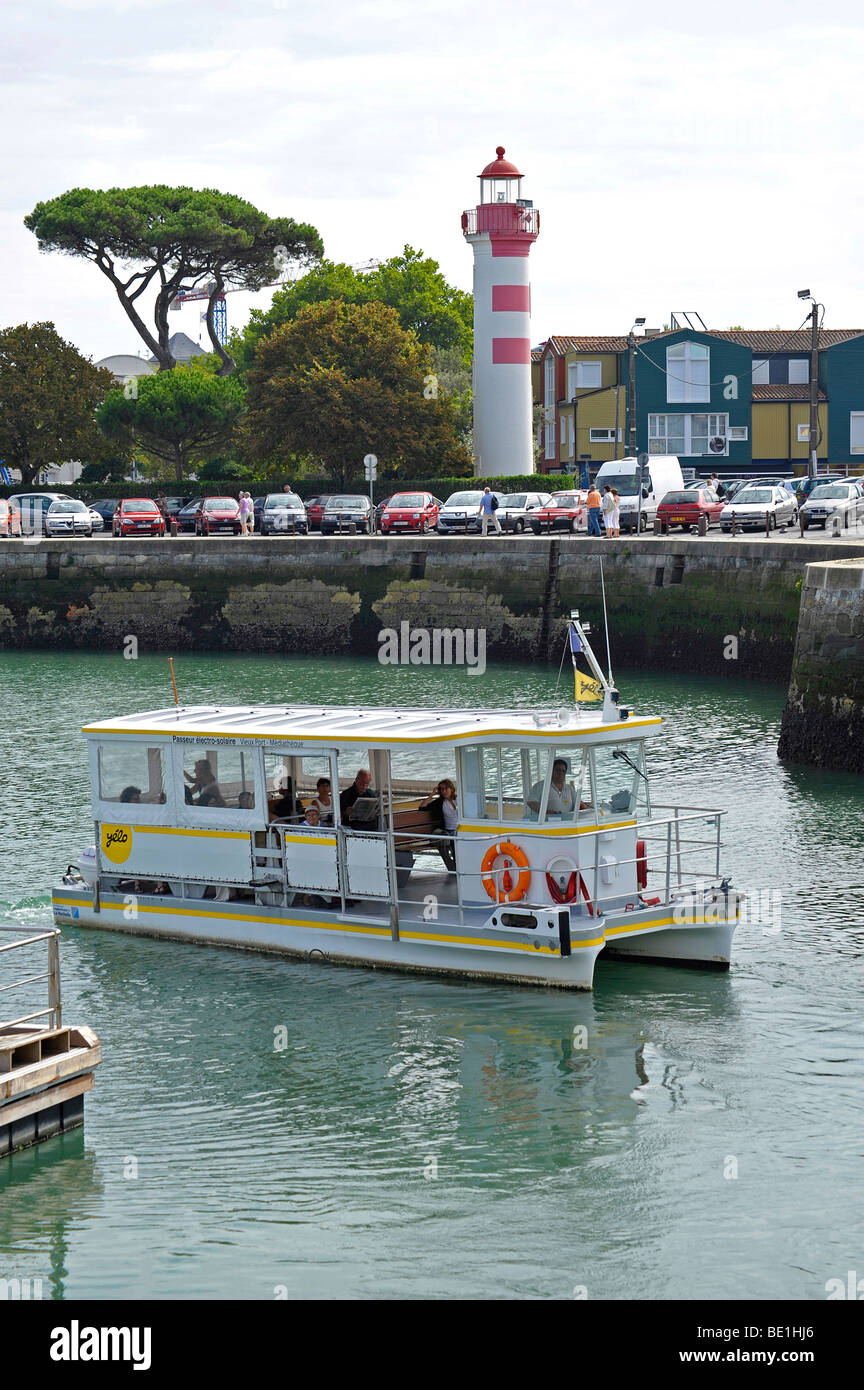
top-left (479, 146), bottom-right (523, 179)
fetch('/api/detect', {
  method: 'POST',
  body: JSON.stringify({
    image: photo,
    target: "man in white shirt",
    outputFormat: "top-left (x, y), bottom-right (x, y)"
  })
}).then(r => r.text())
top-left (527, 758), bottom-right (576, 818)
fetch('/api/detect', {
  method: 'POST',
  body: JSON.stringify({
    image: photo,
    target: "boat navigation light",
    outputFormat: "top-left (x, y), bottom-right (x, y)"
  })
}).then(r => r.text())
top-left (557, 707), bottom-right (571, 725)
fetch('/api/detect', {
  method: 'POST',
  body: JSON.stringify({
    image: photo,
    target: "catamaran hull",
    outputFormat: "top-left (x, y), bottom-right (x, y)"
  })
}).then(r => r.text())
top-left (51, 887), bottom-right (739, 989)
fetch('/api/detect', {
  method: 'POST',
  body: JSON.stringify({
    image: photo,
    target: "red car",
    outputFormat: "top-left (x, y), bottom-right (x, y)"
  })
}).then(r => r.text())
top-left (0, 498), bottom-right (21, 538)
top-left (380, 492), bottom-right (440, 535)
top-left (529, 491), bottom-right (587, 535)
top-left (303, 496), bottom-right (331, 531)
top-left (195, 496), bottom-right (242, 535)
top-left (113, 498), bottom-right (166, 537)
top-left (656, 487), bottom-right (724, 532)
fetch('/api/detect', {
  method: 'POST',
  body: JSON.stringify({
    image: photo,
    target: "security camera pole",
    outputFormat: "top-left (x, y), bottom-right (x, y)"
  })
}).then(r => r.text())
top-left (627, 318), bottom-right (646, 457)
top-left (798, 290), bottom-right (820, 481)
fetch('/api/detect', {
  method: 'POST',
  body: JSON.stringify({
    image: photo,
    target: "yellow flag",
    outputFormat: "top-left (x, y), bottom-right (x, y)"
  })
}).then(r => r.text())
top-left (575, 669), bottom-right (603, 702)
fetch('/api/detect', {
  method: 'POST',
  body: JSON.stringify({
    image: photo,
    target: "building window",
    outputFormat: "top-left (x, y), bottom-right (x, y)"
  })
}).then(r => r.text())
top-left (851, 413), bottom-right (864, 455)
top-left (788, 358), bottom-right (809, 384)
top-left (545, 419), bottom-right (557, 460)
top-left (797, 424), bottom-right (810, 443)
top-left (568, 360), bottom-right (602, 394)
top-left (728, 425), bottom-right (748, 442)
top-left (589, 427), bottom-right (622, 443)
top-left (544, 356), bottom-right (556, 409)
top-left (649, 413), bottom-right (728, 456)
top-left (666, 342), bottom-right (710, 403)
top-left (752, 358), bottom-right (770, 385)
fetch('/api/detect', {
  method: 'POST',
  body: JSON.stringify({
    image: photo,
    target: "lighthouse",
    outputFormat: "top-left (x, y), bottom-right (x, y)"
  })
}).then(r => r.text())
top-left (461, 146), bottom-right (540, 478)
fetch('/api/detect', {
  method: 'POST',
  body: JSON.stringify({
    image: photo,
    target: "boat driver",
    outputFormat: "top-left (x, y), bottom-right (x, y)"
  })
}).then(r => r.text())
top-left (527, 758), bottom-right (576, 818)
top-left (185, 758), bottom-right (226, 808)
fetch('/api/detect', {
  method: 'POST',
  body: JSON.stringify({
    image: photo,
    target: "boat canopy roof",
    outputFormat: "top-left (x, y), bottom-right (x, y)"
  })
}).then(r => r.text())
top-left (83, 703), bottom-right (661, 746)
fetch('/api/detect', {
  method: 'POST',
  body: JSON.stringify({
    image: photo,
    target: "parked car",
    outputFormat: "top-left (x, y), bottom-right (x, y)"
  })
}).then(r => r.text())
top-left (89, 498), bottom-right (121, 527)
top-left (304, 496), bottom-right (332, 531)
top-left (45, 498), bottom-right (94, 538)
top-left (320, 495), bottom-right (374, 535)
top-left (375, 496), bottom-right (393, 527)
top-left (175, 499), bottom-right (204, 533)
top-left (379, 492), bottom-right (440, 535)
top-left (0, 498), bottom-right (21, 538)
top-left (195, 496), bottom-right (242, 535)
top-left (156, 495), bottom-right (193, 522)
top-left (259, 492), bottom-right (308, 535)
top-left (529, 492), bottom-right (587, 535)
top-left (495, 491), bottom-right (552, 533)
top-left (113, 498), bottom-right (166, 538)
top-left (720, 486), bottom-right (798, 531)
top-left (795, 474), bottom-right (848, 506)
top-left (800, 481), bottom-right (864, 530)
top-left (8, 492), bottom-right (71, 536)
top-left (437, 490), bottom-right (497, 535)
top-left (656, 487), bottom-right (725, 531)
top-left (88, 508), bottom-right (104, 534)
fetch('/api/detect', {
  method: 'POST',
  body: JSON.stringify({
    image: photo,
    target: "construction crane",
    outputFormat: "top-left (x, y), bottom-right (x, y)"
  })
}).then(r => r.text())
top-left (169, 260), bottom-right (382, 346)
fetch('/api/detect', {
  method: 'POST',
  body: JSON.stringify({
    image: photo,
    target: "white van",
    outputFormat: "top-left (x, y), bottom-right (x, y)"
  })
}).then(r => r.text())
top-left (593, 456), bottom-right (684, 533)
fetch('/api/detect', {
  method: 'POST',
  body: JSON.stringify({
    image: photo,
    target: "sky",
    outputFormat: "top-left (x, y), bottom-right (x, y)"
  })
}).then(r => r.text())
top-left (2, 0), bottom-right (864, 363)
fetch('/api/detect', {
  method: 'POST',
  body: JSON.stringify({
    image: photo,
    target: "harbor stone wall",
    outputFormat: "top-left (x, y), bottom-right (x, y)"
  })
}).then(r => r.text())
top-left (777, 557), bottom-right (864, 772)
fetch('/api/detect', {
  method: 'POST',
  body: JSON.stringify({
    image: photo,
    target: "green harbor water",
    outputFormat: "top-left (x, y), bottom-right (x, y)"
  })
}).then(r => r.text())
top-left (0, 650), bottom-right (862, 1301)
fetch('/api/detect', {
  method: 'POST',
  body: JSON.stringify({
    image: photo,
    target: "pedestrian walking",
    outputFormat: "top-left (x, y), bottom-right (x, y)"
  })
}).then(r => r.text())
top-left (478, 487), bottom-right (502, 536)
top-left (586, 482), bottom-right (603, 537)
top-left (238, 491), bottom-right (253, 536)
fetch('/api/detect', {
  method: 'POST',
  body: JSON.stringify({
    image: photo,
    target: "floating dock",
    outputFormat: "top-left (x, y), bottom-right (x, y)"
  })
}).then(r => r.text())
top-left (0, 927), bottom-right (101, 1157)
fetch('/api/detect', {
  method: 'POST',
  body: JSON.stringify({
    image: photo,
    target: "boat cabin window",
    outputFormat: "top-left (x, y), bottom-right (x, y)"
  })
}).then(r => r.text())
top-left (182, 744), bottom-right (256, 810)
top-left (98, 743), bottom-right (165, 804)
top-left (459, 745), bottom-right (562, 822)
top-left (590, 742), bottom-right (649, 818)
top-left (265, 752), bottom-right (334, 825)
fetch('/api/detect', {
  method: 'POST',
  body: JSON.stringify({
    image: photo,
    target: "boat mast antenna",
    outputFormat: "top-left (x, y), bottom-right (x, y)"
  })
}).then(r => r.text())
top-left (168, 657), bottom-right (179, 707)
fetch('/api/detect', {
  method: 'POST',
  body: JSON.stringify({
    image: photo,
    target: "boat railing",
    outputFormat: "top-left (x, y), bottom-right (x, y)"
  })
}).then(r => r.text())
top-left (0, 926), bottom-right (62, 1034)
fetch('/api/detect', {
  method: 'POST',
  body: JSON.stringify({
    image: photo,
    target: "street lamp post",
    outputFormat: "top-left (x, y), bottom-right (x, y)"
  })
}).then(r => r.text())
top-left (627, 318), bottom-right (646, 458)
top-left (798, 290), bottom-right (821, 480)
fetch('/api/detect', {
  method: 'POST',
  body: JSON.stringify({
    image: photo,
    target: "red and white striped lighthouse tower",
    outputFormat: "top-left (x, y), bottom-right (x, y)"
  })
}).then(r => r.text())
top-left (461, 146), bottom-right (540, 477)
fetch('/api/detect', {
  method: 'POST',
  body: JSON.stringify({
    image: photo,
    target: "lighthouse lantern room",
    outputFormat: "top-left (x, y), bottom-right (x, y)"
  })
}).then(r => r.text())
top-left (462, 146), bottom-right (540, 477)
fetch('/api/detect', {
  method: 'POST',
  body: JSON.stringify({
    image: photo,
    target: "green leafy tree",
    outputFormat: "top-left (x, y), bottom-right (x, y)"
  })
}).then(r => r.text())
top-left (240, 299), bottom-right (471, 488)
top-left (97, 361), bottom-right (246, 482)
top-left (79, 452), bottom-right (134, 483)
top-left (0, 321), bottom-right (115, 486)
top-left (234, 246), bottom-right (472, 372)
top-left (25, 187), bottom-right (323, 374)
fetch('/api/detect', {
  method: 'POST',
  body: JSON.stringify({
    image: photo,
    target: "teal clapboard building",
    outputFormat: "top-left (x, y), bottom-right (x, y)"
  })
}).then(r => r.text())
top-left (822, 334), bottom-right (864, 468)
top-left (621, 329), bottom-right (752, 466)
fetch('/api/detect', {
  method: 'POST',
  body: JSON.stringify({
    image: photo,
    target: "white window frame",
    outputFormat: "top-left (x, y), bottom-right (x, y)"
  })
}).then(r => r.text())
top-left (648, 413), bottom-right (729, 456)
top-left (752, 358), bottom-right (770, 385)
top-left (851, 412), bottom-right (864, 455)
top-left (589, 427), bottom-right (622, 443)
top-left (545, 418), bottom-right (557, 460)
top-left (728, 425), bottom-right (748, 442)
top-left (576, 360), bottom-right (602, 389)
top-left (544, 355), bottom-right (556, 409)
top-left (797, 423), bottom-right (811, 443)
top-left (666, 342), bottom-right (710, 403)
top-left (788, 359), bottom-right (809, 385)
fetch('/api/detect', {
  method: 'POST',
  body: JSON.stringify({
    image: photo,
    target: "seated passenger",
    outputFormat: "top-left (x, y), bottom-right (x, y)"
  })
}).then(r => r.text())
top-left (526, 758), bottom-right (576, 818)
top-left (185, 758), bottom-right (226, 808)
top-left (120, 786), bottom-right (141, 803)
top-left (301, 804), bottom-right (323, 829)
top-left (308, 777), bottom-right (334, 824)
top-left (271, 781), bottom-right (304, 822)
top-left (340, 768), bottom-right (372, 823)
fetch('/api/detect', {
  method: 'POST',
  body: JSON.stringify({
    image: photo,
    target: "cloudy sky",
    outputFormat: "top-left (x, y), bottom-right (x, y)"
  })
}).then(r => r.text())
top-left (2, 0), bottom-right (863, 362)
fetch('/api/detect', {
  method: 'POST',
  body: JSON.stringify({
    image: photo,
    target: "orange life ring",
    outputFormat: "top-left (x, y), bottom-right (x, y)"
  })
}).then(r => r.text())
top-left (481, 841), bottom-right (531, 903)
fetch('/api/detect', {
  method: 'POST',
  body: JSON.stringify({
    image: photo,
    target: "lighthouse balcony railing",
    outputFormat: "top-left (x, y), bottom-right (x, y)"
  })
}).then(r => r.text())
top-left (461, 206), bottom-right (540, 237)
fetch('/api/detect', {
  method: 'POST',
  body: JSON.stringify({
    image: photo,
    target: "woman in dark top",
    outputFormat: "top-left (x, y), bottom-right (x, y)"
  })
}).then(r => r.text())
top-left (419, 779), bottom-right (458, 873)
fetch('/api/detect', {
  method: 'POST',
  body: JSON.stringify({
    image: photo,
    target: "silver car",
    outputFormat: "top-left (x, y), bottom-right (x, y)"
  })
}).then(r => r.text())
top-left (45, 498), bottom-right (94, 537)
top-left (720, 486), bottom-right (798, 532)
top-left (801, 481), bottom-right (864, 530)
top-left (495, 491), bottom-right (552, 533)
top-left (7, 491), bottom-right (71, 536)
top-left (260, 492), bottom-right (308, 535)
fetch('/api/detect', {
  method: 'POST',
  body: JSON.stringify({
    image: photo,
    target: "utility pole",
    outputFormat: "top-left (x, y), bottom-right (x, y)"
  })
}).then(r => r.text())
top-left (627, 319), bottom-right (645, 457)
top-left (798, 290), bottom-right (821, 480)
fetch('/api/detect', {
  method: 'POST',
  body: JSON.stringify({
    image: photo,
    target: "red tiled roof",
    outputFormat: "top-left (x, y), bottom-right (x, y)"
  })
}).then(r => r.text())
top-left (711, 329), bottom-right (864, 351)
top-left (752, 383), bottom-right (827, 401)
top-left (544, 335), bottom-right (630, 354)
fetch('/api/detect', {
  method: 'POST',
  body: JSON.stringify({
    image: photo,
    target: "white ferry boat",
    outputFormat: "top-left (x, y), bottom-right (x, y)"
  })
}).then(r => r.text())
top-left (52, 614), bottom-right (740, 990)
